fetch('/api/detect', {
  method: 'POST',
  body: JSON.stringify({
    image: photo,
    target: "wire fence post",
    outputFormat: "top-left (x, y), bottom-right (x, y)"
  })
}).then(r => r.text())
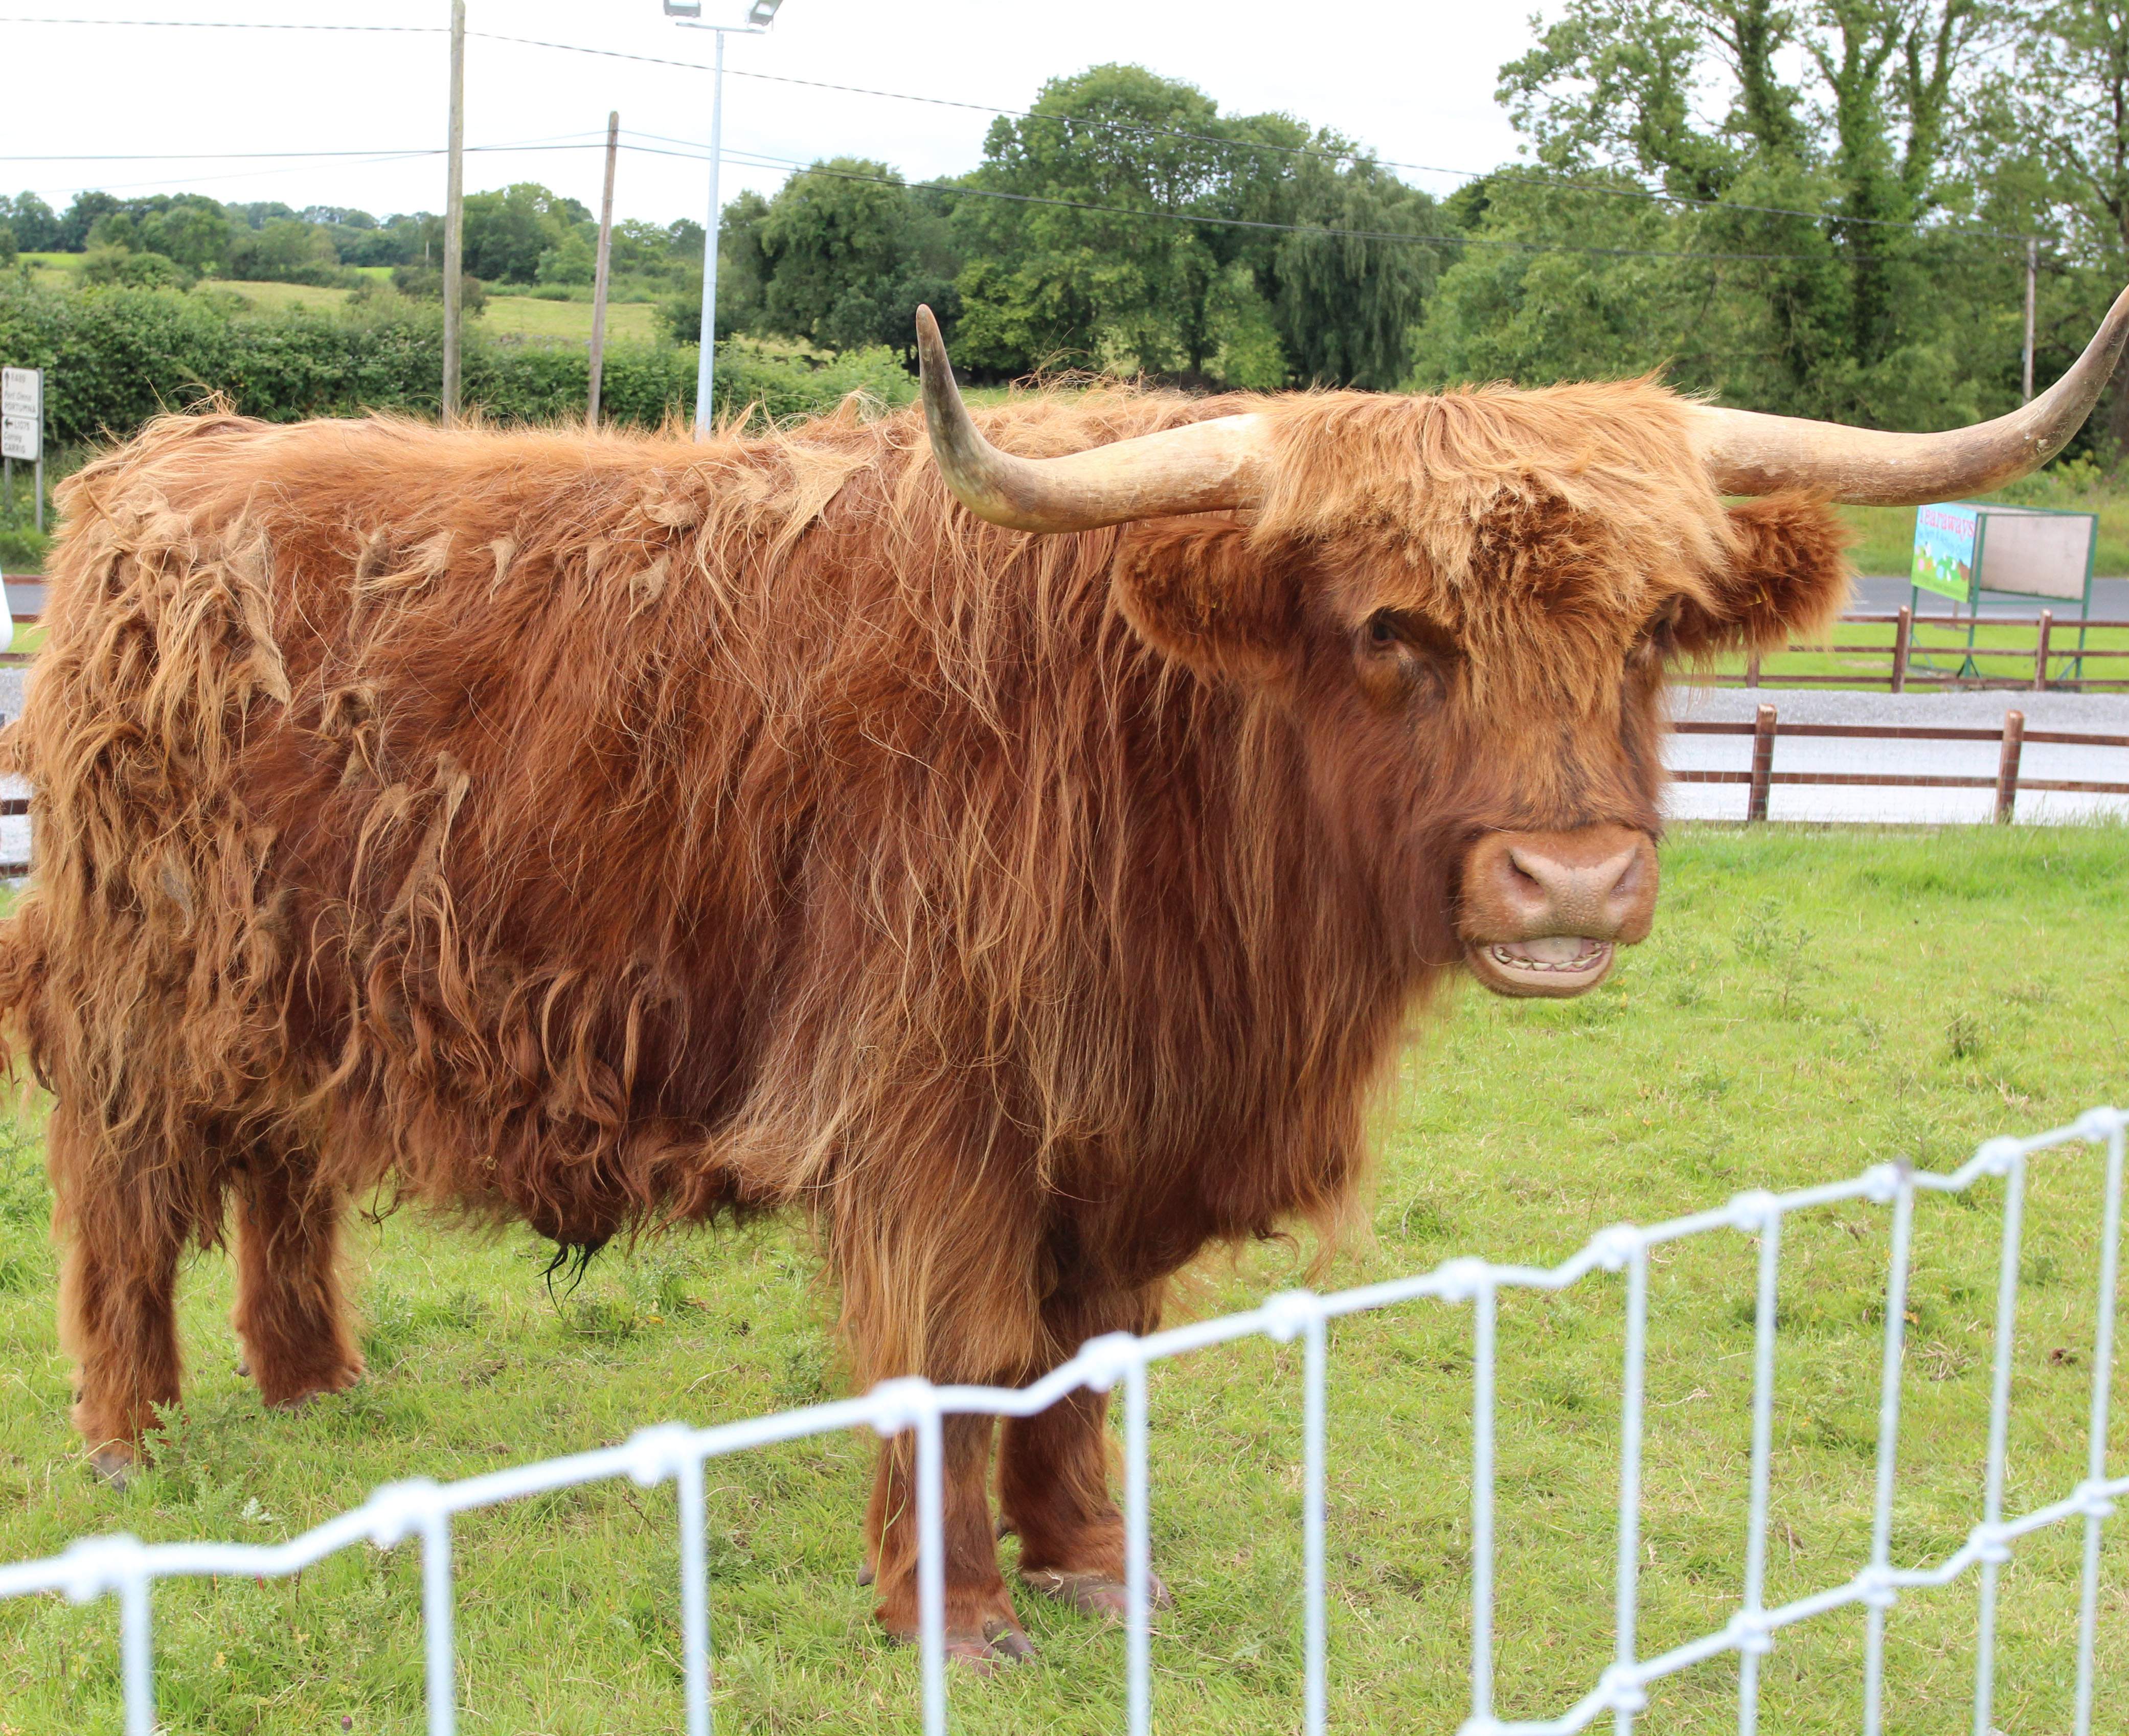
top-left (421, 1507), bottom-right (457, 1736)
top-left (1468, 1269), bottom-right (1499, 1733)
top-left (1972, 1145), bottom-right (2026, 1736)
top-left (1301, 1305), bottom-right (1329, 1736)
top-left (1735, 1196), bottom-right (1782, 1736)
top-left (1610, 1236), bottom-right (1650, 1733)
top-left (1861, 1165), bottom-right (1915, 1736)
top-left (2072, 1116), bottom-right (2125, 1736)
top-left (914, 1401), bottom-right (948, 1736)
top-left (1124, 1355), bottom-right (1152, 1736)
top-left (120, 1570), bottom-right (154, 1736)
top-left (677, 1452), bottom-right (712, 1736)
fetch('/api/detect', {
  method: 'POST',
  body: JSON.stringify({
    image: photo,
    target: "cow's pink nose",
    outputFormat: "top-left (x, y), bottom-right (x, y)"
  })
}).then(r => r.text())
top-left (1459, 826), bottom-right (1658, 998)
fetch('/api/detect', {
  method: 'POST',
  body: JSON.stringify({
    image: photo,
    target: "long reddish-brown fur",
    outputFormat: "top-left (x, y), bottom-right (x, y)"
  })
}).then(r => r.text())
top-left (0, 379), bottom-right (1850, 1651)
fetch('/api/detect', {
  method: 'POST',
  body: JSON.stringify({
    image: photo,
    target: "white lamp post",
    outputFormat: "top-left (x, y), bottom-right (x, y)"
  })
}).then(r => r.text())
top-left (664, 0), bottom-right (784, 435)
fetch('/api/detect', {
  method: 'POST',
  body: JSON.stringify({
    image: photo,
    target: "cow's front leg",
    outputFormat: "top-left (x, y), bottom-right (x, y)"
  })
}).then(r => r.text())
top-left (999, 1281), bottom-right (1172, 1619)
top-left (866, 1413), bottom-right (1031, 1668)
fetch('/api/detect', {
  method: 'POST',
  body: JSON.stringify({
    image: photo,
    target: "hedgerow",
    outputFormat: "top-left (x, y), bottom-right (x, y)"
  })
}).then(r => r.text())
top-left (0, 278), bottom-right (913, 448)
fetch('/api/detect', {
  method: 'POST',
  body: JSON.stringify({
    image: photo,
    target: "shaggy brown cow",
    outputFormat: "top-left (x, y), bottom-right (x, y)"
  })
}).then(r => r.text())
top-left (4, 298), bottom-right (2123, 1663)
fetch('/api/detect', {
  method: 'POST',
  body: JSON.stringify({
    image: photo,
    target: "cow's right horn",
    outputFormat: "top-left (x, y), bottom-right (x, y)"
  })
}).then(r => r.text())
top-left (916, 305), bottom-right (1269, 532)
top-left (1690, 282), bottom-right (2129, 505)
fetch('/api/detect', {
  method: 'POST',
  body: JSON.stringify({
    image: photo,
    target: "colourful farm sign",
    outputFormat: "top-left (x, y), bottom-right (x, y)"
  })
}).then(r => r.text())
top-left (1911, 502), bottom-right (1978, 603)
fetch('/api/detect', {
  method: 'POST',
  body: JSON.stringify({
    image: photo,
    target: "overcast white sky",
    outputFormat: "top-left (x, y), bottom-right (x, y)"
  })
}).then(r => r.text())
top-left (0, 2), bottom-right (1539, 228)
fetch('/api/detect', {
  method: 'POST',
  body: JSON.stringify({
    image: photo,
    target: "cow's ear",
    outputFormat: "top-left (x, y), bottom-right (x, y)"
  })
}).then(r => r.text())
top-left (1674, 494), bottom-right (1853, 658)
top-left (1111, 517), bottom-right (1302, 680)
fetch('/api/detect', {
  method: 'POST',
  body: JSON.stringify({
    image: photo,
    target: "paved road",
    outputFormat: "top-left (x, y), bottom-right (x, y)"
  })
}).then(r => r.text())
top-left (1852, 575), bottom-right (2129, 616)
top-left (1667, 686), bottom-right (2129, 825)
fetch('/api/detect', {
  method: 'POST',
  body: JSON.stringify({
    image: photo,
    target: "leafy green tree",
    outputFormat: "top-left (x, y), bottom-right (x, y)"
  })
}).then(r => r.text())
top-left (750, 161), bottom-right (958, 356)
top-left (0, 194), bottom-right (58, 254)
top-left (86, 195), bottom-right (232, 275)
top-left (55, 192), bottom-right (121, 252)
top-left (536, 232), bottom-right (597, 287)
top-left (225, 218), bottom-right (344, 286)
top-left (0, 224), bottom-right (16, 270)
top-left (945, 65), bottom-right (1439, 388)
top-left (1451, 0), bottom-right (2005, 421)
top-left (948, 64), bottom-right (1240, 379)
top-left (1966, 2), bottom-right (2129, 455)
top-left (462, 184), bottom-right (591, 285)
top-left (80, 247), bottom-right (194, 290)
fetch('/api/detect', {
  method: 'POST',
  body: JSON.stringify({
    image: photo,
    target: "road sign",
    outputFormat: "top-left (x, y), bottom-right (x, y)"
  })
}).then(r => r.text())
top-left (0, 368), bottom-right (39, 462)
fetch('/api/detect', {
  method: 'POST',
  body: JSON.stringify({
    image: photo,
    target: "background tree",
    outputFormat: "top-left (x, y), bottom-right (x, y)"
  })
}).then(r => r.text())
top-left (756, 161), bottom-right (958, 356)
top-left (0, 194), bottom-right (59, 254)
top-left (462, 183), bottom-right (593, 286)
top-left (945, 64), bottom-right (1440, 388)
top-left (1463, 0), bottom-right (2011, 424)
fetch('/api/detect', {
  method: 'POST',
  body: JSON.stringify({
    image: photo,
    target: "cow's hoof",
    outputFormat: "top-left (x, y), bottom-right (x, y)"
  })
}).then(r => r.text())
top-left (944, 1623), bottom-right (1035, 1673)
top-left (87, 1447), bottom-right (137, 1491)
top-left (262, 1362), bottom-right (364, 1412)
top-left (234, 1360), bottom-right (251, 1379)
top-left (1021, 1567), bottom-right (1172, 1620)
top-left (855, 1557), bottom-right (875, 1587)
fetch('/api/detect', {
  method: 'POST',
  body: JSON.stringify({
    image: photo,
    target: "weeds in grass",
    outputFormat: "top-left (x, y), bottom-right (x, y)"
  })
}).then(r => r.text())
top-left (1944, 1010), bottom-right (1987, 1061)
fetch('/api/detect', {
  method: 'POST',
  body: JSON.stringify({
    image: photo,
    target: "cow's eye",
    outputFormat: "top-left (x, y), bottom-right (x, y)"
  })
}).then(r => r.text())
top-left (1366, 611), bottom-right (1399, 648)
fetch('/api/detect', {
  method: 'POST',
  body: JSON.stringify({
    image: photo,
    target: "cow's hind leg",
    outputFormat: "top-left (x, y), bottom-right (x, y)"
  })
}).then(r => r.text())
top-left (231, 1152), bottom-right (363, 1411)
top-left (866, 1414), bottom-right (1030, 1669)
top-left (55, 1105), bottom-right (187, 1487)
top-left (999, 1279), bottom-right (1172, 1620)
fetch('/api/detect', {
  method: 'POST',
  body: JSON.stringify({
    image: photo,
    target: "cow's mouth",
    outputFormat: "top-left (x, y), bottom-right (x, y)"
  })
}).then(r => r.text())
top-left (1464, 935), bottom-right (1616, 998)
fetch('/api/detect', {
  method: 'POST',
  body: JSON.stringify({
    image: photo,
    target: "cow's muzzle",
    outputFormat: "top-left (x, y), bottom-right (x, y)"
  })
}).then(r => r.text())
top-left (1459, 826), bottom-right (1658, 999)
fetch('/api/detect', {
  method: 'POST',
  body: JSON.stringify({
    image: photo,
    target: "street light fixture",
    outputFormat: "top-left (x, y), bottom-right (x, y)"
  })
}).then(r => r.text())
top-left (664, 0), bottom-right (786, 433)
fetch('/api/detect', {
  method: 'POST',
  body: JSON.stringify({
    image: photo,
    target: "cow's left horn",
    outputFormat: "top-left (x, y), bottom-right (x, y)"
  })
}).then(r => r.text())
top-left (1690, 283), bottom-right (2129, 505)
top-left (916, 305), bottom-right (1270, 532)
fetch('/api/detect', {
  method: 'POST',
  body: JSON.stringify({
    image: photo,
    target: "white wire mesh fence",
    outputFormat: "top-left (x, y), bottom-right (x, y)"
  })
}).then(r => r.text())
top-left (1, 1104), bottom-right (2122, 1735)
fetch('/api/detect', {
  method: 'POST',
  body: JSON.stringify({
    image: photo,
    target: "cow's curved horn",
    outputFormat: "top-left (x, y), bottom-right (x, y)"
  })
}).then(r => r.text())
top-left (916, 305), bottom-right (1270, 532)
top-left (1692, 284), bottom-right (2129, 504)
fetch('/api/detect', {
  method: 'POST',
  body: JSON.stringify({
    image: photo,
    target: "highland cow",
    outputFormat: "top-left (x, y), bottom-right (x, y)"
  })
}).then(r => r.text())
top-left (4, 300), bottom-right (2122, 1662)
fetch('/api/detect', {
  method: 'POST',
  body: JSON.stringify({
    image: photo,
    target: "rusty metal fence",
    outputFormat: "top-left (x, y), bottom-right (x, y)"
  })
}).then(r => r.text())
top-left (0, 1106), bottom-right (2122, 1735)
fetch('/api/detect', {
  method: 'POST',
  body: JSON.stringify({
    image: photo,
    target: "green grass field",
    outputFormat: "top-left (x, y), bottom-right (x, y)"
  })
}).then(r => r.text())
top-left (478, 295), bottom-right (661, 344)
top-left (1840, 498), bottom-right (2129, 578)
top-left (1713, 614), bottom-right (2129, 688)
top-left (0, 824), bottom-right (2122, 1733)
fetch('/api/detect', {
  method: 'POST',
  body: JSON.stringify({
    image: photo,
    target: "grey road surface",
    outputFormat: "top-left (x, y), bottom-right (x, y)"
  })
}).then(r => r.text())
top-left (1852, 575), bottom-right (2129, 616)
top-left (1667, 686), bottom-right (2129, 825)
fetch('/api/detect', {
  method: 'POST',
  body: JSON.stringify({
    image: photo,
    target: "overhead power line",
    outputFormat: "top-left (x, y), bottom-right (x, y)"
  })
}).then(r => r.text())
top-left (0, 15), bottom-right (439, 29)
top-left (9, 140), bottom-right (607, 164)
top-left (2, 13), bottom-right (2043, 246)
top-left (19, 134), bottom-right (611, 200)
top-left (466, 29), bottom-right (2038, 244)
top-left (619, 135), bottom-right (1919, 265)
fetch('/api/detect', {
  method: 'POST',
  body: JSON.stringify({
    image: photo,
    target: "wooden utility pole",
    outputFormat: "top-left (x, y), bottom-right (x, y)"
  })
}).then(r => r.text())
top-left (587, 110), bottom-right (620, 428)
top-left (2023, 236), bottom-right (2037, 404)
top-left (442, 0), bottom-right (467, 423)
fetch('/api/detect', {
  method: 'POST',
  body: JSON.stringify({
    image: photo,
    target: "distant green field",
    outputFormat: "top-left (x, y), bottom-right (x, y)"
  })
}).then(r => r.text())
top-left (1835, 497), bottom-right (2129, 579)
top-left (480, 294), bottom-right (661, 343)
top-left (194, 279), bottom-right (350, 312)
top-left (0, 825), bottom-right (2122, 1734)
top-left (1715, 616), bottom-right (2129, 688)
